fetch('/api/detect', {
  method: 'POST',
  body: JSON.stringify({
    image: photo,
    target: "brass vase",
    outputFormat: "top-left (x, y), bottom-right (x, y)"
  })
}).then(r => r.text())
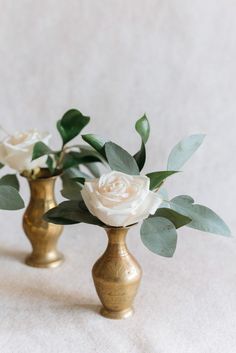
top-left (92, 227), bottom-right (142, 319)
top-left (22, 170), bottom-right (64, 268)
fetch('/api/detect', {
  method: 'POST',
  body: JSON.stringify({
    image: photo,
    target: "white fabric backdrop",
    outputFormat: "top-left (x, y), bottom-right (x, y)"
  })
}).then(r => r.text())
top-left (0, 1), bottom-right (235, 352)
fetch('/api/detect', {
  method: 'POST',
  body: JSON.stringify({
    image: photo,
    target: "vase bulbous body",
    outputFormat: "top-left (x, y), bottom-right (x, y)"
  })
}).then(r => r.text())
top-left (23, 172), bottom-right (64, 268)
top-left (92, 227), bottom-right (142, 319)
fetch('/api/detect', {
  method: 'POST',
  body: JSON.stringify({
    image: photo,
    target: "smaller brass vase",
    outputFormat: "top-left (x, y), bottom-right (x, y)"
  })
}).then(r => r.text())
top-left (22, 170), bottom-right (64, 268)
top-left (92, 227), bottom-right (142, 319)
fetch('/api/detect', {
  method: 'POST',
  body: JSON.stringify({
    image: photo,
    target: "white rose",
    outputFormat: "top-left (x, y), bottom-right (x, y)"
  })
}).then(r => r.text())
top-left (81, 171), bottom-right (163, 227)
top-left (0, 129), bottom-right (51, 172)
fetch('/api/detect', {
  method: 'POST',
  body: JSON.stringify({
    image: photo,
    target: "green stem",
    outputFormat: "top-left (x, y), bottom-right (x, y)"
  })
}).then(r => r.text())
top-left (55, 149), bottom-right (66, 170)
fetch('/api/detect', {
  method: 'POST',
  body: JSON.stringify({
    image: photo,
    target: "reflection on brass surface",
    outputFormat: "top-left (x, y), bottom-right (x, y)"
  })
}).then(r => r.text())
top-left (22, 172), bottom-right (63, 268)
top-left (92, 227), bottom-right (142, 319)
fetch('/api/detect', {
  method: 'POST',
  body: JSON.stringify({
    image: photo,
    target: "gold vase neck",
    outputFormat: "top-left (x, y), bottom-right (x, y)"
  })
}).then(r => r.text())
top-left (105, 227), bottom-right (130, 257)
top-left (26, 176), bottom-right (57, 201)
top-left (105, 227), bottom-right (129, 244)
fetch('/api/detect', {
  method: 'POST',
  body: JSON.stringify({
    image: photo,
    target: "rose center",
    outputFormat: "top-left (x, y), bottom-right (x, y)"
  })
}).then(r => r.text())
top-left (99, 177), bottom-right (139, 201)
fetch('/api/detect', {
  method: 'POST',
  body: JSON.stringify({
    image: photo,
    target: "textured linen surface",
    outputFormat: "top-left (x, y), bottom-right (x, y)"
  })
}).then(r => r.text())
top-left (0, 0), bottom-right (235, 352)
top-left (0, 211), bottom-right (236, 353)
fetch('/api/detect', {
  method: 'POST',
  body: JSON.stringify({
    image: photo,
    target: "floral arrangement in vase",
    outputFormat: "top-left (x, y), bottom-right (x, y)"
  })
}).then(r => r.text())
top-left (0, 109), bottom-right (104, 268)
top-left (44, 114), bottom-right (230, 319)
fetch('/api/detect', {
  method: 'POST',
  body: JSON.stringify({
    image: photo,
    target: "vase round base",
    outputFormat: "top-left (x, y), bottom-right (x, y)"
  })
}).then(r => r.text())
top-left (25, 253), bottom-right (64, 269)
top-left (100, 306), bottom-right (134, 320)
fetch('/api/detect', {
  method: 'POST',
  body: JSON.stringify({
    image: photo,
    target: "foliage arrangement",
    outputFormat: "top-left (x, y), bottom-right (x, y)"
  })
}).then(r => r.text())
top-left (0, 109), bottom-right (105, 210)
top-left (31, 109), bottom-right (104, 179)
top-left (44, 115), bottom-right (231, 258)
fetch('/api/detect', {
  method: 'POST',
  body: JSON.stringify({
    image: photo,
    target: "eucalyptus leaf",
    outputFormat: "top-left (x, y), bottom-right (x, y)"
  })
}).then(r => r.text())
top-left (82, 134), bottom-right (108, 159)
top-left (62, 166), bottom-right (91, 180)
top-left (44, 200), bottom-right (105, 226)
top-left (57, 109), bottom-right (90, 145)
top-left (78, 145), bottom-right (107, 163)
top-left (105, 142), bottom-right (140, 175)
top-left (140, 217), bottom-right (177, 257)
top-left (61, 169), bottom-right (85, 200)
top-left (32, 142), bottom-right (54, 161)
top-left (46, 156), bottom-right (55, 175)
top-left (61, 178), bottom-right (84, 200)
top-left (83, 162), bottom-right (101, 177)
top-left (169, 195), bottom-right (231, 236)
top-left (134, 142), bottom-right (146, 172)
top-left (61, 183), bottom-right (83, 200)
top-left (62, 152), bottom-right (101, 170)
top-left (133, 114), bottom-right (150, 171)
top-left (0, 185), bottom-right (24, 210)
top-left (146, 171), bottom-right (179, 190)
top-left (167, 134), bottom-right (205, 170)
top-left (134, 115), bottom-right (149, 170)
top-left (0, 174), bottom-right (20, 191)
top-left (45, 212), bottom-right (79, 225)
top-left (135, 114), bottom-right (150, 144)
top-left (71, 177), bottom-right (85, 184)
top-left (152, 208), bottom-right (191, 229)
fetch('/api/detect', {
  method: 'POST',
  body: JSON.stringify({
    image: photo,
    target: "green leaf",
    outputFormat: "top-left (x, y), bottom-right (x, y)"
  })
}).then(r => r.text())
top-left (71, 177), bottom-right (85, 184)
top-left (44, 200), bottom-right (105, 226)
top-left (152, 208), bottom-right (191, 229)
top-left (105, 142), bottom-right (140, 175)
top-left (0, 174), bottom-right (20, 191)
top-left (78, 145), bottom-right (107, 162)
top-left (133, 114), bottom-right (150, 171)
top-left (32, 142), bottom-right (53, 161)
top-left (134, 142), bottom-right (146, 172)
top-left (57, 109), bottom-right (90, 145)
top-left (82, 134), bottom-right (108, 159)
top-left (62, 152), bottom-right (101, 170)
top-left (46, 156), bottom-right (55, 175)
top-left (135, 114), bottom-right (150, 144)
top-left (146, 171), bottom-right (179, 190)
top-left (83, 163), bottom-right (101, 177)
top-left (61, 168), bottom-right (85, 200)
top-left (167, 134), bottom-right (205, 170)
top-left (140, 217), bottom-right (177, 257)
top-left (169, 195), bottom-right (231, 236)
top-left (45, 217), bottom-right (78, 225)
top-left (0, 163), bottom-right (4, 169)
top-left (61, 177), bottom-right (84, 200)
top-left (0, 185), bottom-right (24, 210)
top-left (62, 166), bottom-right (91, 180)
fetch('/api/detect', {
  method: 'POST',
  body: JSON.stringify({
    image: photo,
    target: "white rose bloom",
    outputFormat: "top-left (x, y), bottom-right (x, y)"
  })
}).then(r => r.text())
top-left (0, 129), bottom-right (51, 172)
top-left (81, 171), bottom-right (163, 227)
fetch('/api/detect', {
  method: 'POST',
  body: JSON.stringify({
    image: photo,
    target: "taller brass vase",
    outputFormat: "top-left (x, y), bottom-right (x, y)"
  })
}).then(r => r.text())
top-left (92, 227), bottom-right (142, 320)
top-left (23, 172), bottom-right (64, 268)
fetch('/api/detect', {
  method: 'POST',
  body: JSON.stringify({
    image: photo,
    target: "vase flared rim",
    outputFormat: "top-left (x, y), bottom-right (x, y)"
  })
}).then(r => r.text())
top-left (21, 168), bottom-right (61, 181)
top-left (104, 223), bottom-right (137, 231)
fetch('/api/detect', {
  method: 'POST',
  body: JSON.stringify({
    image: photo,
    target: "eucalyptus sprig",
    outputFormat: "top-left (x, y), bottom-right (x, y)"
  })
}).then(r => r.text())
top-left (44, 114), bottom-right (231, 258)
